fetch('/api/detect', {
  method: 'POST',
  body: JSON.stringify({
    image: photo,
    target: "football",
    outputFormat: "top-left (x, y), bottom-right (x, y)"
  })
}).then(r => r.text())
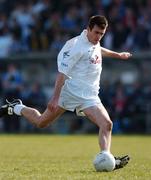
top-left (93, 151), bottom-right (115, 172)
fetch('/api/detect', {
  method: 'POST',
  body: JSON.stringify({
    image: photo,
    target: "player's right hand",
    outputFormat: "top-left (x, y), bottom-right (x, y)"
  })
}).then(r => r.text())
top-left (119, 52), bottom-right (132, 59)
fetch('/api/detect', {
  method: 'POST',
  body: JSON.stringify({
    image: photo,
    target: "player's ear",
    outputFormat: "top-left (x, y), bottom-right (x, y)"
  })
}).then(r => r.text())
top-left (87, 27), bottom-right (91, 32)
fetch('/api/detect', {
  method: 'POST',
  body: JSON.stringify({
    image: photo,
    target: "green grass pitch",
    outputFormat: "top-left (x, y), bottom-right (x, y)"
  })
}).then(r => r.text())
top-left (0, 135), bottom-right (151, 180)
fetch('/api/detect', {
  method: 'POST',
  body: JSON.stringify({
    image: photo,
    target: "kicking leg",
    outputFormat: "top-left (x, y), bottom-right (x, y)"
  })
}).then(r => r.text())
top-left (0, 99), bottom-right (66, 128)
top-left (21, 106), bottom-right (65, 128)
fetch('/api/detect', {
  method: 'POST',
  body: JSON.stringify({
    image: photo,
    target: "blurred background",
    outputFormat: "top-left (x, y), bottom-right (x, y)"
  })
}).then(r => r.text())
top-left (0, 0), bottom-right (151, 134)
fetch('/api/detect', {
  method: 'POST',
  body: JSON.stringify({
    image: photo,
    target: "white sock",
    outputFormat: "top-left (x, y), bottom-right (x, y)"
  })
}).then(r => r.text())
top-left (14, 104), bottom-right (26, 116)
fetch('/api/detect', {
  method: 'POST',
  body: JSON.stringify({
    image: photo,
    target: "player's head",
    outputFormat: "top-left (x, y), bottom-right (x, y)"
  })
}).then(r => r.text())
top-left (87, 15), bottom-right (108, 45)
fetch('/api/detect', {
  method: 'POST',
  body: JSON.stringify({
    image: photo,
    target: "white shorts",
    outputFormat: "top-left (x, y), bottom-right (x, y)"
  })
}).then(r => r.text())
top-left (58, 86), bottom-right (101, 116)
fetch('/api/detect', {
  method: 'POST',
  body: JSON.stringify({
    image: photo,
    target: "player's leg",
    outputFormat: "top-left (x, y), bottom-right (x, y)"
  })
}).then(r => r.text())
top-left (83, 103), bottom-right (112, 152)
top-left (82, 104), bottom-right (130, 169)
top-left (21, 106), bottom-right (66, 128)
top-left (0, 99), bottom-right (66, 128)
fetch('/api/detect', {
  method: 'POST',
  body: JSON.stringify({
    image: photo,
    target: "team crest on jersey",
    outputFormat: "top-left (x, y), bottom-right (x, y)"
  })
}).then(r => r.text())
top-left (63, 51), bottom-right (70, 59)
top-left (90, 55), bottom-right (101, 64)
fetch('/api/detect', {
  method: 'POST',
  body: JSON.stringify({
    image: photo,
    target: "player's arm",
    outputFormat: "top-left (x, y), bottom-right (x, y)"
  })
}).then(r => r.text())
top-left (48, 41), bottom-right (81, 111)
top-left (101, 47), bottom-right (132, 59)
top-left (47, 72), bottom-right (68, 111)
top-left (52, 72), bottom-right (67, 99)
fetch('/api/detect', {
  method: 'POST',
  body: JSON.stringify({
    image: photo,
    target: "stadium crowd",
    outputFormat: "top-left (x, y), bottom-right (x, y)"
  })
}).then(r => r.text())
top-left (0, 0), bottom-right (151, 56)
top-left (0, 0), bottom-right (151, 133)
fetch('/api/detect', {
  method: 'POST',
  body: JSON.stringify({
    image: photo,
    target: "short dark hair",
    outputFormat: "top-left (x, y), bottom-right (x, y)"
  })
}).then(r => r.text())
top-left (88, 15), bottom-right (108, 30)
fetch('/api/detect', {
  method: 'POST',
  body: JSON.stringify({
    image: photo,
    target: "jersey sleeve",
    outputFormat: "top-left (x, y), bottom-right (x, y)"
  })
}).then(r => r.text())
top-left (57, 40), bottom-right (82, 77)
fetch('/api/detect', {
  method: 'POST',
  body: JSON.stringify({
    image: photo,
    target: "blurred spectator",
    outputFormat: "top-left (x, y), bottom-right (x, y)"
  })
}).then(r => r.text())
top-left (27, 20), bottom-right (49, 51)
top-left (2, 64), bottom-right (23, 91)
top-left (50, 32), bottom-right (68, 52)
top-left (103, 26), bottom-right (113, 49)
top-left (113, 81), bottom-right (127, 118)
top-left (31, 0), bottom-right (50, 16)
top-left (0, 13), bottom-right (13, 58)
top-left (0, 28), bottom-right (12, 58)
top-left (25, 82), bottom-right (47, 111)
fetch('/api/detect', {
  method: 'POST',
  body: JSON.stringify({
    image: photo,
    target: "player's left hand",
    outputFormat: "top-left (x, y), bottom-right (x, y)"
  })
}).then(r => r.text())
top-left (119, 52), bottom-right (132, 59)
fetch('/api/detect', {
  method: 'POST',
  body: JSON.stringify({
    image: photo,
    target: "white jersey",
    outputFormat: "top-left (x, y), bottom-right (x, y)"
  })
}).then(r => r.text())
top-left (57, 30), bottom-right (102, 99)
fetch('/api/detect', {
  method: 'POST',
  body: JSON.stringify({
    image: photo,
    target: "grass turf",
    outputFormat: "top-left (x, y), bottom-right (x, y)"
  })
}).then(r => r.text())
top-left (0, 135), bottom-right (151, 180)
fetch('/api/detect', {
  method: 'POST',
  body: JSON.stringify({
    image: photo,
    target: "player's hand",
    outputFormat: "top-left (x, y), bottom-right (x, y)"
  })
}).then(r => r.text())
top-left (119, 52), bottom-right (132, 59)
top-left (47, 96), bottom-right (59, 112)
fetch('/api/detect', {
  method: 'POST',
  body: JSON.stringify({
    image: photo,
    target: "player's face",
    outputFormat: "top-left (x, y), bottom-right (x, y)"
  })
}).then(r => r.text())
top-left (87, 25), bottom-right (107, 45)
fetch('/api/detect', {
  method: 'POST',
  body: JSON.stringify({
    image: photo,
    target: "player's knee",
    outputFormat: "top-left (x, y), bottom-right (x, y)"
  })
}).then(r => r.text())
top-left (100, 119), bottom-right (113, 132)
top-left (36, 117), bottom-right (49, 128)
top-left (37, 121), bottom-right (48, 128)
top-left (106, 120), bottom-right (113, 131)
